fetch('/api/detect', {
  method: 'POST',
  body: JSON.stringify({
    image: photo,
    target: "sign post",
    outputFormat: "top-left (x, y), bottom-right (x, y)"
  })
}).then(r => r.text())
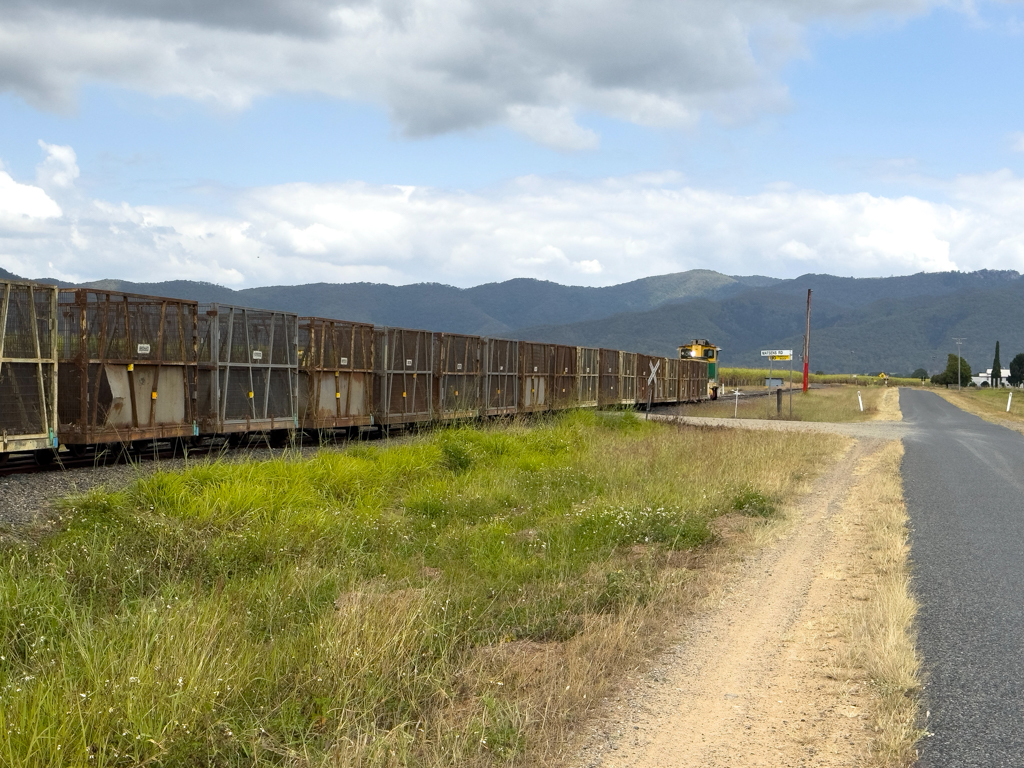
top-left (761, 350), bottom-right (793, 419)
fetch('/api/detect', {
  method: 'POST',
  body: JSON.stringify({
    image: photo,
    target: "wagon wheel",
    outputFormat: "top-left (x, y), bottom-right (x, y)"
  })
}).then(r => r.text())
top-left (67, 443), bottom-right (90, 458)
top-left (34, 449), bottom-right (57, 467)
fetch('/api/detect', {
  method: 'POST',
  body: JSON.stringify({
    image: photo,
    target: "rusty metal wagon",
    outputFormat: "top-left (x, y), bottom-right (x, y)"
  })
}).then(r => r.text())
top-left (56, 289), bottom-right (199, 447)
top-left (0, 280), bottom-right (59, 460)
top-left (578, 347), bottom-right (600, 407)
top-left (553, 345), bottom-right (579, 409)
top-left (435, 332), bottom-right (484, 420)
top-left (373, 327), bottom-right (434, 425)
top-left (519, 341), bottom-right (554, 412)
top-left (598, 348), bottom-right (620, 407)
top-left (197, 304), bottom-right (298, 440)
top-left (298, 317), bottom-right (374, 432)
top-left (483, 338), bottom-right (518, 416)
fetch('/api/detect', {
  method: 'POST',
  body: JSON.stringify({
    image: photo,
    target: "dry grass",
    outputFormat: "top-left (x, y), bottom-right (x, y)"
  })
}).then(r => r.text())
top-left (931, 387), bottom-right (1024, 434)
top-left (719, 368), bottom-right (923, 388)
top-left (873, 388), bottom-right (902, 422)
top-left (673, 385), bottom-right (893, 423)
top-left (841, 441), bottom-right (924, 766)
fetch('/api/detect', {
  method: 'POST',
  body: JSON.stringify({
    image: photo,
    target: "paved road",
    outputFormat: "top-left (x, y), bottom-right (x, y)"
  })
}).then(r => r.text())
top-left (901, 389), bottom-right (1024, 766)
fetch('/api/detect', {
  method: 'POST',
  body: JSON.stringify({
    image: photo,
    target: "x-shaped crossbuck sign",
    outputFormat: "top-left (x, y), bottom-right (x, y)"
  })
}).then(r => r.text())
top-left (647, 359), bottom-right (660, 387)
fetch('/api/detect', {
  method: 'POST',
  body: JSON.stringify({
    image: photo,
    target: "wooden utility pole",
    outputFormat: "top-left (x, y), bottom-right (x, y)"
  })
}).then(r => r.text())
top-left (802, 289), bottom-right (812, 393)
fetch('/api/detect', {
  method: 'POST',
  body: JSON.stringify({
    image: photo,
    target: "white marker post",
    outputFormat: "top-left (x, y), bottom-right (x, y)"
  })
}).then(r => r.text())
top-left (1008, 392), bottom-right (1014, 412)
top-left (858, 390), bottom-right (863, 412)
top-left (733, 389), bottom-right (741, 418)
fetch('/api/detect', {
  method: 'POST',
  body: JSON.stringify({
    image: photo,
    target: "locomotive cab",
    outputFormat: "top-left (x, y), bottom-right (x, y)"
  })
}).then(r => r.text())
top-left (678, 339), bottom-right (721, 400)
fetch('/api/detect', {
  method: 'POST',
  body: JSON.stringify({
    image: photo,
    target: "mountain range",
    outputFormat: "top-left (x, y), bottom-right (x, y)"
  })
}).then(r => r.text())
top-left (5, 265), bottom-right (1022, 375)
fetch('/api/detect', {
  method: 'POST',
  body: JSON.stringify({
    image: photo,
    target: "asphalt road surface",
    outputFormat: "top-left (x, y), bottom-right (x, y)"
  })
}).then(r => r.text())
top-left (901, 389), bottom-right (1024, 766)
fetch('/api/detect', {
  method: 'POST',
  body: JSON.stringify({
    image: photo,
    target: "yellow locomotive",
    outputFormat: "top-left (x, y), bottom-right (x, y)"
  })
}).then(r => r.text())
top-left (679, 339), bottom-right (721, 400)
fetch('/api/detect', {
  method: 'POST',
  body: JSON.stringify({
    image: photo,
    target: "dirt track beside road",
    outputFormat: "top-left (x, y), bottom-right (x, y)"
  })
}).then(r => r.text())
top-left (574, 435), bottom-right (910, 768)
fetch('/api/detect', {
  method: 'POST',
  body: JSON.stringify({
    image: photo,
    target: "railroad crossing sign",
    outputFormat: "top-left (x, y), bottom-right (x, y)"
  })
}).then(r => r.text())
top-left (761, 349), bottom-right (793, 361)
top-left (647, 359), bottom-right (661, 386)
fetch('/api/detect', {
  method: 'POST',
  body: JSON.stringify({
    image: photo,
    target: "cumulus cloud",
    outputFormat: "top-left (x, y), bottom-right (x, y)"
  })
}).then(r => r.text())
top-left (35, 141), bottom-right (80, 189)
top-left (0, 0), bottom-right (939, 145)
top-left (7, 144), bottom-right (1024, 287)
top-left (0, 168), bottom-right (62, 226)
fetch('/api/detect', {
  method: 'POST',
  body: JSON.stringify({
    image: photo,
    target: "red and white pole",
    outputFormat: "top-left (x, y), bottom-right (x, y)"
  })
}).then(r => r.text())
top-left (802, 289), bottom-right (812, 393)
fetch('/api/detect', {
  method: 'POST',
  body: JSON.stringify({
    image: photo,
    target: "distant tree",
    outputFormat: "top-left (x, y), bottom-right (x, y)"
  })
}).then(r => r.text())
top-left (1008, 353), bottom-right (1024, 386)
top-left (992, 341), bottom-right (1002, 388)
top-left (814, 370), bottom-right (824, 375)
top-left (931, 354), bottom-right (971, 387)
top-left (911, 368), bottom-right (928, 380)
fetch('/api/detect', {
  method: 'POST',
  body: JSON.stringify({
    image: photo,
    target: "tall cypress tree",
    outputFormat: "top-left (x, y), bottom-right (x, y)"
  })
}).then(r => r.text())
top-left (993, 341), bottom-right (1002, 388)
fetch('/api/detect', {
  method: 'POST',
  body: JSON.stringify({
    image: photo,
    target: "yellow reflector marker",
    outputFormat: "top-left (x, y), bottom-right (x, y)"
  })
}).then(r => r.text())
top-left (248, 391), bottom-right (254, 398)
top-left (127, 363), bottom-right (134, 371)
top-left (455, 390), bottom-right (459, 396)
top-left (336, 392), bottom-right (341, 398)
top-left (402, 391), bottom-right (407, 397)
top-left (151, 391), bottom-right (157, 400)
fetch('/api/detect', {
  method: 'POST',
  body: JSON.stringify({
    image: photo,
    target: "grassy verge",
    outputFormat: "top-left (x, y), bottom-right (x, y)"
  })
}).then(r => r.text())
top-left (719, 368), bottom-right (922, 388)
top-left (843, 441), bottom-right (923, 766)
top-left (0, 411), bottom-right (844, 768)
top-left (931, 387), bottom-right (1024, 433)
top-left (674, 385), bottom-right (898, 422)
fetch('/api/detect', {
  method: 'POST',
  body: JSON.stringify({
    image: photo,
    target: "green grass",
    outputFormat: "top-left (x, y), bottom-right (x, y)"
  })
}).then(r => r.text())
top-left (0, 411), bottom-right (843, 767)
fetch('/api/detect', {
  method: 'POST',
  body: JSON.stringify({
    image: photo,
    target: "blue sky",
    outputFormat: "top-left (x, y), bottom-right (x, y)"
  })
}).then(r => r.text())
top-left (2, 0), bottom-right (1024, 287)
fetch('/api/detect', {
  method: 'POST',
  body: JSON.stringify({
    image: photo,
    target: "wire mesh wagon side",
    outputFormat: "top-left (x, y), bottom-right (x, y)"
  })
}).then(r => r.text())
top-left (57, 289), bottom-right (199, 446)
top-left (298, 317), bottom-right (374, 432)
top-left (619, 352), bottom-right (637, 405)
top-left (483, 338), bottom-right (518, 417)
top-left (597, 348), bottom-right (620, 407)
top-left (197, 304), bottom-right (298, 439)
top-left (519, 341), bottom-right (554, 412)
top-left (373, 327), bottom-right (434, 426)
top-left (435, 332), bottom-right (484, 420)
top-left (0, 281), bottom-right (58, 460)
top-left (577, 347), bottom-right (599, 408)
top-left (553, 344), bottom-right (579, 409)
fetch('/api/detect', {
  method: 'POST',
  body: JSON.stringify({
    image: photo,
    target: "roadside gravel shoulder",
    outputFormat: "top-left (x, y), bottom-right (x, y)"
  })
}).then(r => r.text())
top-left (650, 413), bottom-right (913, 440)
top-left (573, 436), bottom-right (919, 768)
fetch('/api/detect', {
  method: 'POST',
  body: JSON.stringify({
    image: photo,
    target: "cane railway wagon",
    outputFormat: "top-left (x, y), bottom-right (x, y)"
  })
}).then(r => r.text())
top-left (483, 338), bottom-right (518, 417)
top-left (197, 304), bottom-right (298, 442)
top-left (578, 347), bottom-right (600, 408)
top-left (0, 280), bottom-right (712, 463)
top-left (520, 341), bottom-right (554, 412)
top-left (435, 333), bottom-right (484, 420)
top-left (57, 289), bottom-right (199, 448)
top-left (298, 317), bottom-right (374, 432)
top-left (374, 327), bottom-right (434, 426)
top-left (0, 280), bottom-right (59, 460)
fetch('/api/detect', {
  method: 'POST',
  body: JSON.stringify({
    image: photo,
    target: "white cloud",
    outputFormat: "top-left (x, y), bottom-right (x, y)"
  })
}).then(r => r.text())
top-left (10, 142), bottom-right (1024, 287)
top-left (0, 0), bottom-right (940, 148)
top-left (35, 140), bottom-right (80, 189)
top-left (0, 170), bottom-right (62, 224)
top-left (506, 106), bottom-right (600, 152)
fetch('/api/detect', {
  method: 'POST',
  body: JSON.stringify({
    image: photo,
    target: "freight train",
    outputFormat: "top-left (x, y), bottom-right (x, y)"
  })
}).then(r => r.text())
top-left (0, 279), bottom-right (710, 464)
